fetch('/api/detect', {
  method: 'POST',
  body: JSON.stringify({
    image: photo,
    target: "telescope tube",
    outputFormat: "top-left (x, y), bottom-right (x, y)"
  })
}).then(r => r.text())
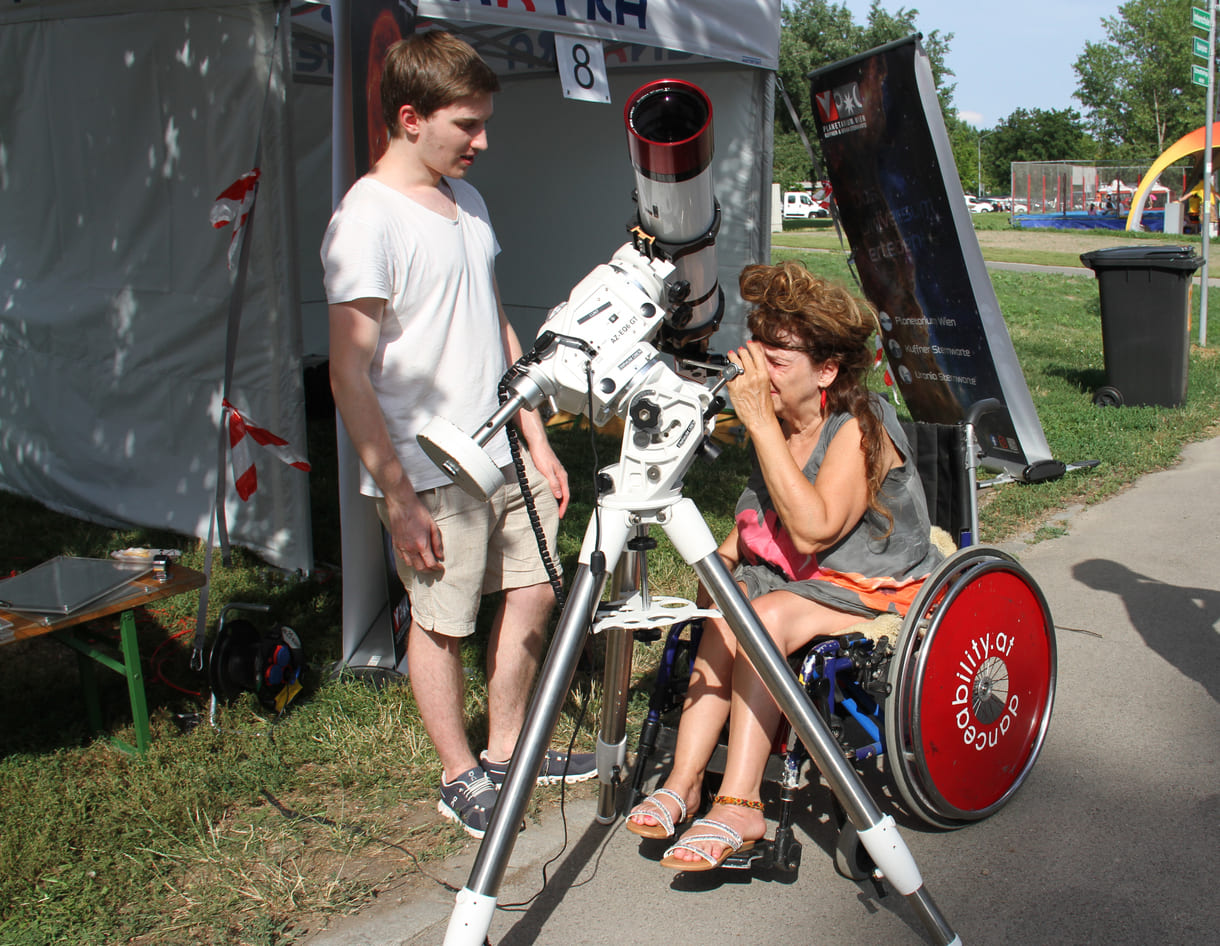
top-left (624, 79), bottom-right (721, 348)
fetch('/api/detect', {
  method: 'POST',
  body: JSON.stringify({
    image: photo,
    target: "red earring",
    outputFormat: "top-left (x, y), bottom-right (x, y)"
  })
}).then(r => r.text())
top-left (820, 388), bottom-right (828, 412)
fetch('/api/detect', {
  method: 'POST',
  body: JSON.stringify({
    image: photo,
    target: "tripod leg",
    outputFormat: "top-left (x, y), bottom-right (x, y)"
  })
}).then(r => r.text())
top-left (444, 561), bottom-right (609, 946)
top-left (595, 625), bottom-right (633, 823)
top-left (691, 549), bottom-right (960, 946)
top-left (594, 549), bottom-right (640, 823)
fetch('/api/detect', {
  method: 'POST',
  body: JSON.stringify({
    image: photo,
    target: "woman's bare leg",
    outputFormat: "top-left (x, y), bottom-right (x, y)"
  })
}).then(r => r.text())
top-left (665, 592), bottom-right (861, 863)
top-left (628, 585), bottom-right (743, 830)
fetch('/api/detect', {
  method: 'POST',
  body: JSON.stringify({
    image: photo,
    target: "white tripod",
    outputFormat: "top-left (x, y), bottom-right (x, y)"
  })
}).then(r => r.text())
top-left (418, 243), bottom-right (960, 946)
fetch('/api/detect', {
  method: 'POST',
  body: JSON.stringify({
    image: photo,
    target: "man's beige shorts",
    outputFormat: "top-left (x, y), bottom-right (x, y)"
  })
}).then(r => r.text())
top-left (376, 451), bottom-right (560, 638)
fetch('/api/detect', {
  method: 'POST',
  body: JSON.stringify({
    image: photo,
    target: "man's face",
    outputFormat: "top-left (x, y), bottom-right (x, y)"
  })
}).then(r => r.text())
top-left (415, 92), bottom-right (493, 181)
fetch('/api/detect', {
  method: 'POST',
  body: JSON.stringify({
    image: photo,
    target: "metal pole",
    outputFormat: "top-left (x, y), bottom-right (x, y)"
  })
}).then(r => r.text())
top-left (1202, 0), bottom-right (1215, 346)
top-left (976, 130), bottom-right (993, 201)
top-left (444, 563), bottom-right (610, 946)
top-left (594, 548), bottom-right (641, 823)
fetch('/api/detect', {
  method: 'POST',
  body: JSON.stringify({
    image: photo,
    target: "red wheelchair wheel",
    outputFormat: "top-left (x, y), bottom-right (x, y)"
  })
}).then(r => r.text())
top-left (885, 547), bottom-right (1056, 828)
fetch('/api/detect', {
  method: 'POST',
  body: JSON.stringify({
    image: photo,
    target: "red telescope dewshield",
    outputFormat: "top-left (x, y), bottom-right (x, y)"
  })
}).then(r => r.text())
top-left (624, 79), bottom-right (723, 351)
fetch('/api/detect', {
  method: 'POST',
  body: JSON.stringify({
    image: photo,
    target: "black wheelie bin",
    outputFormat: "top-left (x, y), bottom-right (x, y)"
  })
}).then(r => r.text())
top-left (1079, 244), bottom-right (1202, 407)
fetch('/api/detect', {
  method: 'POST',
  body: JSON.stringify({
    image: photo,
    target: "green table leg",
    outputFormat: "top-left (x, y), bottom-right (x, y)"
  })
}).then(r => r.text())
top-left (74, 647), bottom-right (104, 736)
top-left (54, 608), bottom-right (150, 755)
top-left (118, 609), bottom-right (151, 754)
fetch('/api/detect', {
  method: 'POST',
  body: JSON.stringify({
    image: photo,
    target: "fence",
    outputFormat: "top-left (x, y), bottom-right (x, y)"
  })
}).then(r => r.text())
top-left (1010, 160), bottom-right (1194, 215)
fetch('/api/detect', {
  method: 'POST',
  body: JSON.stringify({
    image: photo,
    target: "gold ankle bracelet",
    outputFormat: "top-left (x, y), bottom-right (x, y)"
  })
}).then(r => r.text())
top-left (713, 794), bottom-right (764, 811)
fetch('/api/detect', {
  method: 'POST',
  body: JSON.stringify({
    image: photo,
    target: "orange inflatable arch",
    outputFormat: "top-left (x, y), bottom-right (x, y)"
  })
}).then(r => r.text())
top-left (1126, 123), bottom-right (1220, 230)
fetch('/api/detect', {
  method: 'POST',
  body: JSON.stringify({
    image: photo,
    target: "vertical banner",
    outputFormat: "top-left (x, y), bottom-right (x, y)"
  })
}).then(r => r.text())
top-left (333, 0), bottom-right (417, 678)
top-left (809, 36), bottom-right (1055, 478)
top-left (350, 0), bottom-right (417, 177)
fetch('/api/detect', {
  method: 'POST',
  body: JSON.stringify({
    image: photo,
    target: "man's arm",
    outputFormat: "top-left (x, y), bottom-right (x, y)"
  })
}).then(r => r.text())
top-left (496, 282), bottom-right (570, 517)
top-left (329, 298), bottom-right (443, 570)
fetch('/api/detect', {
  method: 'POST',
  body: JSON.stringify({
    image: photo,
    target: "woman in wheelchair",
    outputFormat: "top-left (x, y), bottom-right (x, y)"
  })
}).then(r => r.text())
top-left (626, 260), bottom-right (945, 871)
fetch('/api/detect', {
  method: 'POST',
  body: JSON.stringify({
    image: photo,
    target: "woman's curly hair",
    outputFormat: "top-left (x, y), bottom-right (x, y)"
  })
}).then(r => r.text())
top-left (739, 259), bottom-right (891, 531)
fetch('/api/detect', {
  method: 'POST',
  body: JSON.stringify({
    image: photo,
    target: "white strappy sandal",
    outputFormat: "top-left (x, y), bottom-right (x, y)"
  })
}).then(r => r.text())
top-left (625, 787), bottom-right (689, 840)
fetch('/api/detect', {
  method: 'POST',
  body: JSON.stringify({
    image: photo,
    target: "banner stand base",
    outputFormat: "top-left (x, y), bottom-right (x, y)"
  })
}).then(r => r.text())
top-left (329, 603), bottom-right (409, 685)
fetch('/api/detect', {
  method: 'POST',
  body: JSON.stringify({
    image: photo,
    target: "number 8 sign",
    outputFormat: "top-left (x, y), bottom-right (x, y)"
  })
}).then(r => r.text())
top-left (555, 35), bottom-right (612, 104)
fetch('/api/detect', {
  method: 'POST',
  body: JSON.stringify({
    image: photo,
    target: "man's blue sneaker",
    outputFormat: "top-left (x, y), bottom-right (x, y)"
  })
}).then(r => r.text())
top-left (481, 749), bottom-right (598, 787)
top-left (438, 765), bottom-right (498, 838)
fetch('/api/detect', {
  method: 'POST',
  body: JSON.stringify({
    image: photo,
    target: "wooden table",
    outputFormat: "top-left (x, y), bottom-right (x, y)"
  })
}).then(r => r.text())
top-left (0, 565), bottom-right (206, 754)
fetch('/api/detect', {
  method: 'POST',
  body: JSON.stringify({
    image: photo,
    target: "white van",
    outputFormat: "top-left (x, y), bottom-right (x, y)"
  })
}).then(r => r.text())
top-left (782, 191), bottom-right (822, 219)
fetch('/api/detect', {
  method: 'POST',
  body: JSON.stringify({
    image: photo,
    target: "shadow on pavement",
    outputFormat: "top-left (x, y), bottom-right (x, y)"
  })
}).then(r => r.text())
top-left (1074, 558), bottom-right (1220, 703)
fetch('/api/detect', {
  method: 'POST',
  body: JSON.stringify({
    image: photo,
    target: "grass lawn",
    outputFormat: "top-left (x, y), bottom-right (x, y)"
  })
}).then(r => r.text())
top-left (1, 218), bottom-right (1218, 944)
top-left (777, 211), bottom-right (1218, 269)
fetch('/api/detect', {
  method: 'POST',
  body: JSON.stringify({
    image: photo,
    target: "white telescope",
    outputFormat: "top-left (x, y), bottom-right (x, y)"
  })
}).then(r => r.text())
top-left (416, 244), bottom-right (681, 501)
top-left (624, 78), bottom-right (722, 354)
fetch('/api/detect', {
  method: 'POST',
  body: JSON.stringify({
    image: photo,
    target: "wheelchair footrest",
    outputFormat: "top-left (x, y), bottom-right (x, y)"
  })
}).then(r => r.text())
top-left (721, 835), bottom-right (802, 873)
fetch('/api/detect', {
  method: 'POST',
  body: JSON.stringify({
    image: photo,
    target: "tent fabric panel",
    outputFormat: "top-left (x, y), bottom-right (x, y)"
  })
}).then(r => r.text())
top-left (0, 0), bottom-right (312, 572)
top-left (0, 0), bottom-right (265, 24)
top-left (0, 21), bottom-right (67, 289)
top-left (51, 15), bottom-right (175, 296)
top-left (289, 78), bottom-right (335, 358)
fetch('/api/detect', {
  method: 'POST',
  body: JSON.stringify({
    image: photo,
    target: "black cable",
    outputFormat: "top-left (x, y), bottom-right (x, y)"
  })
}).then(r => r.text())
top-left (496, 680), bottom-right (592, 911)
top-left (499, 374), bottom-right (566, 609)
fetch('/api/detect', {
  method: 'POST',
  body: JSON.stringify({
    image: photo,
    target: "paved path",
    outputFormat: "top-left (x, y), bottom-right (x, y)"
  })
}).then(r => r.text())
top-left (299, 437), bottom-right (1220, 946)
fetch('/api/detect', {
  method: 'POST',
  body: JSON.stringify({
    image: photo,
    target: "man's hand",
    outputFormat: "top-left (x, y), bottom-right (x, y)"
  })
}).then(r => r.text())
top-left (527, 439), bottom-right (570, 518)
top-left (386, 490), bottom-right (444, 572)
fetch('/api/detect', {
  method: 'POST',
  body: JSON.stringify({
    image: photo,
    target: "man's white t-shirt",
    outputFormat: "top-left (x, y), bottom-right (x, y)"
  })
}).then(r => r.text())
top-left (321, 175), bottom-right (513, 495)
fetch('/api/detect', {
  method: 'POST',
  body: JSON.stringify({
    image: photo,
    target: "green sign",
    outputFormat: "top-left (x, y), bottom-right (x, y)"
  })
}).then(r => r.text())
top-left (1194, 5), bottom-right (1211, 29)
top-left (1193, 62), bottom-right (1210, 86)
top-left (1196, 36), bottom-right (1211, 58)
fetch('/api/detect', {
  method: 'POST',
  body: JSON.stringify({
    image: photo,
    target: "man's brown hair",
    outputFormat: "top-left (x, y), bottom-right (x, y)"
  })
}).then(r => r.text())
top-left (381, 30), bottom-right (500, 134)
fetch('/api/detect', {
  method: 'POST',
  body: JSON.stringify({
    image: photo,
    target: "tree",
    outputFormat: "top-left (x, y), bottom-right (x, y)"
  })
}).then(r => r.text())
top-left (1074, 0), bottom-right (1206, 158)
top-left (944, 113), bottom-right (985, 195)
top-left (773, 0), bottom-right (956, 189)
top-left (983, 108), bottom-right (1096, 194)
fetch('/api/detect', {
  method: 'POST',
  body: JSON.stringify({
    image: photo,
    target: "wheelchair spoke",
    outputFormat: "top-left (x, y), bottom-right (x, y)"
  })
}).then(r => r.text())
top-left (972, 655), bottom-right (1009, 725)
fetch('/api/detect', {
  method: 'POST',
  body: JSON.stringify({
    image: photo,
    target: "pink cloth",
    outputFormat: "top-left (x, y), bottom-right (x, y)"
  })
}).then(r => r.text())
top-left (735, 508), bottom-right (818, 581)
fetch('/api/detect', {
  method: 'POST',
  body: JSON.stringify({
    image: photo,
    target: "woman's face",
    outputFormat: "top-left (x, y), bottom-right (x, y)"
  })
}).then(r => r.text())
top-left (754, 335), bottom-right (823, 420)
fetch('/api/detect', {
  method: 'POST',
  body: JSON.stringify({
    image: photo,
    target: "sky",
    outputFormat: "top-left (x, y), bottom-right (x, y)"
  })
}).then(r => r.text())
top-left (838, 0), bottom-right (1120, 129)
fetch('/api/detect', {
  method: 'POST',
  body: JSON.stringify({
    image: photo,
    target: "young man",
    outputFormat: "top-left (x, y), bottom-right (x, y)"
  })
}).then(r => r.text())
top-left (322, 30), bottom-right (594, 838)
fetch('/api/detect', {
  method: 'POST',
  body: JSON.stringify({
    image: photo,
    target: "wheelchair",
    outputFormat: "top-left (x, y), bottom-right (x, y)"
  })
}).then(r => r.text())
top-left (625, 409), bottom-right (1058, 881)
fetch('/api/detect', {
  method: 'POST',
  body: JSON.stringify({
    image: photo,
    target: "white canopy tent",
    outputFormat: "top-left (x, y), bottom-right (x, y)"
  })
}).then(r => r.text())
top-left (0, 0), bottom-right (779, 583)
top-left (1, 0), bottom-right (311, 570)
